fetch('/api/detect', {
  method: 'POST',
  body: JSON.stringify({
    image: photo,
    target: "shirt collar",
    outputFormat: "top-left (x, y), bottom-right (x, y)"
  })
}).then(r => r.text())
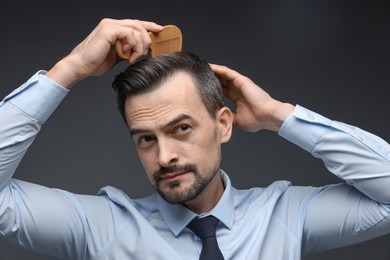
top-left (157, 170), bottom-right (235, 237)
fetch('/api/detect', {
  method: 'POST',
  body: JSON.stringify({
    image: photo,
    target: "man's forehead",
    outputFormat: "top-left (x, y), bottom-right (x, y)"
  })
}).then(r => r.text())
top-left (124, 72), bottom-right (206, 127)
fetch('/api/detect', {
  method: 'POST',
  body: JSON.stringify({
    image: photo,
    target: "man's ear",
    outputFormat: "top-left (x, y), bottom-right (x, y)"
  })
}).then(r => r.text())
top-left (216, 107), bottom-right (233, 144)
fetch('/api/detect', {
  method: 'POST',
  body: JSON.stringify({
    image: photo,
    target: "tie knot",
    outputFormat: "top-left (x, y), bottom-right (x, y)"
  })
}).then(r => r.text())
top-left (188, 215), bottom-right (219, 240)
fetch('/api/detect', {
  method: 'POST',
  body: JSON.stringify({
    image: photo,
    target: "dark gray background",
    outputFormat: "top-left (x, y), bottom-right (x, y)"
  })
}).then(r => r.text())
top-left (0, 0), bottom-right (389, 259)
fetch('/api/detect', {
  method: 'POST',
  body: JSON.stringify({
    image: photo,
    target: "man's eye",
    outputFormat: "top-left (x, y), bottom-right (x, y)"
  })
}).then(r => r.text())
top-left (138, 135), bottom-right (156, 145)
top-left (175, 124), bottom-right (191, 134)
top-left (178, 125), bottom-right (189, 132)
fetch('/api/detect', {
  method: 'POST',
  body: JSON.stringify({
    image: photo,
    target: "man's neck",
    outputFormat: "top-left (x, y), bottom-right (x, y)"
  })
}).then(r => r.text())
top-left (183, 173), bottom-right (225, 214)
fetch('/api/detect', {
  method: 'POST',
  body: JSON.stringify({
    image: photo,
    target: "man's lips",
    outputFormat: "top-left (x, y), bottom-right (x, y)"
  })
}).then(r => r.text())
top-left (159, 171), bottom-right (189, 181)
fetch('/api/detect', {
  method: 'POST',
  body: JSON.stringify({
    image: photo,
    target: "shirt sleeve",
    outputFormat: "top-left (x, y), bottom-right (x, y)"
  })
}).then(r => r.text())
top-left (0, 72), bottom-right (93, 259)
top-left (279, 105), bottom-right (390, 203)
top-left (278, 105), bottom-right (390, 254)
top-left (0, 71), bottom-right (68, 189)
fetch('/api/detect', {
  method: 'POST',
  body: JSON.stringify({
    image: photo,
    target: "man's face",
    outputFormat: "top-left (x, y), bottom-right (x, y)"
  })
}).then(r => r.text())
top-left (124, 71), bottom-right (232, 206)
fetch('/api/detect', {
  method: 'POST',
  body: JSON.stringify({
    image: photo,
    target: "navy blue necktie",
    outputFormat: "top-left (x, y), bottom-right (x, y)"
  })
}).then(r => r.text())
top-left (188, 215), bottom-right (224, 260)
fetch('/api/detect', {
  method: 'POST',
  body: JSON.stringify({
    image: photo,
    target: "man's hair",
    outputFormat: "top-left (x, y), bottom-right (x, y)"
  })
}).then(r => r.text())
top-left (112, 52), bottom-right (224, 124)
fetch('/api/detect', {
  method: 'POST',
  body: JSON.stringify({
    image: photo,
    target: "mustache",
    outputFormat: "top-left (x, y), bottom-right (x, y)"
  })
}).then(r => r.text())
top-left (153, 163), bottom-right (198, 179)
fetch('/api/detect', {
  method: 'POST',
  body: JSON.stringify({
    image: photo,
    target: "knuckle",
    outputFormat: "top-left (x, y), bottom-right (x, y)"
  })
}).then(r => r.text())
top-left (145, 37), bottom-right (152, 46)
top-left (100, 18), bottom-right (111, 25)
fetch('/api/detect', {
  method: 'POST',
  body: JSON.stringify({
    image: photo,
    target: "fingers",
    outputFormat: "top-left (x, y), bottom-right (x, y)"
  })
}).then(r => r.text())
top-left (211, 63), bottom-right (262, 93)
top-left (210, 63), bottom-right (249, 101)
top-left (210, 64), bottom-right (231, 87)
top-left (139, 20), bottom-right (164, 33)
top-left (210, 63), bottom-right (249, 89)
top-left (210, 63), bottom-right (239, 80)
top-left (115, 29), bottom-right (146, 63)
top-left (108, 18), bottom-right (163, 63)
top-left (209, 64), bottom-right (233, 99)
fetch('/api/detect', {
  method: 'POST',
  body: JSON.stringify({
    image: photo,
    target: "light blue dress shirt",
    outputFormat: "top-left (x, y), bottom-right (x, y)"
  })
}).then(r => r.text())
top-left (1, 71), bottom-right (390, 259)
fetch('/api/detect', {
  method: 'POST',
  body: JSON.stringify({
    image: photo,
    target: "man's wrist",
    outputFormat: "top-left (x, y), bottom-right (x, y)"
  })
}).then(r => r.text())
top-left (46, 56), bottom-right (85, 89)
top-left (269, 102), bottom-right (295, 132)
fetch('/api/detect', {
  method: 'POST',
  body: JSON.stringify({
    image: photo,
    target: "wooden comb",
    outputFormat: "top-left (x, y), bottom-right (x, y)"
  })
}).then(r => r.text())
top-left (115, 25), bottom-right (182, 59)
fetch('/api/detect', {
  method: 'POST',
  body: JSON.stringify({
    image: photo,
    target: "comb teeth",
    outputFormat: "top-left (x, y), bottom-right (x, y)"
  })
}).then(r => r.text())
top-left (150, 37), bottom-right (182, 57)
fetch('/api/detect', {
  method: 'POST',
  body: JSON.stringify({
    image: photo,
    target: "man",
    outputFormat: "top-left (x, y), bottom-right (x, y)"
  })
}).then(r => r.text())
top-left (0, 18), bottom-right (389, 259)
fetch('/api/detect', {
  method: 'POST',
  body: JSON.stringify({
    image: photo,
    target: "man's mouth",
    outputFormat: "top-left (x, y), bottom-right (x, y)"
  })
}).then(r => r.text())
top-left (154, 163), bottom-right (197, 185)
top-left (159, 171), bottom-right (189, 182)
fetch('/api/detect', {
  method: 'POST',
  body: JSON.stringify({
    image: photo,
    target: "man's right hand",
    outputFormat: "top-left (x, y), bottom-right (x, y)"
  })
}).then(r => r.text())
top-left (46, 18), bottom-right (163, 89)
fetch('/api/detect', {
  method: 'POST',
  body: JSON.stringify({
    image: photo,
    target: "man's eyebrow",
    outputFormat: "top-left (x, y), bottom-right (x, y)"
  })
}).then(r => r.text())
top-left (129, 128), bottom-right (149, 136)
top-left (130, 114), bottom-right (193, 136)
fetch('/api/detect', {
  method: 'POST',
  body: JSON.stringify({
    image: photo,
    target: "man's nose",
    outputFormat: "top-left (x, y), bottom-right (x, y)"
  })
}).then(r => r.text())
top-left (157, 139), bottom-right (179, 167)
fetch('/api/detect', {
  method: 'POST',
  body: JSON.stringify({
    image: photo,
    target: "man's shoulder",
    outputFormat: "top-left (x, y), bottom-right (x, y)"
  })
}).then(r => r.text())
top-left (98, 185), bottom-right (157, 214)
top-left (233, 180), bottom-right (292, 194)
top-left (232, 180), bottom-right (292, 206)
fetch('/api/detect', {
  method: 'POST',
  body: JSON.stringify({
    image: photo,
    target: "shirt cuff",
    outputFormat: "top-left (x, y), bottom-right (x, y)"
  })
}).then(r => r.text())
top-left (278, 105), bottom-right (332, 153)
top-left (0, 70), bottom-right (69, 123)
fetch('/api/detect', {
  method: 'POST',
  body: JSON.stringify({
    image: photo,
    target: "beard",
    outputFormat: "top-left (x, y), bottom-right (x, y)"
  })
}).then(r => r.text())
top-left (152, 162), bottom-right (220, 204)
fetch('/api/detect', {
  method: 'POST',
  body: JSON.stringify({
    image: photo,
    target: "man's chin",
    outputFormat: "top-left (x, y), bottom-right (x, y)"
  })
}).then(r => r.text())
top-left (154, 171), bottom-right (211, 204)
top-left (157, 183), bottom-right (198, 204)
